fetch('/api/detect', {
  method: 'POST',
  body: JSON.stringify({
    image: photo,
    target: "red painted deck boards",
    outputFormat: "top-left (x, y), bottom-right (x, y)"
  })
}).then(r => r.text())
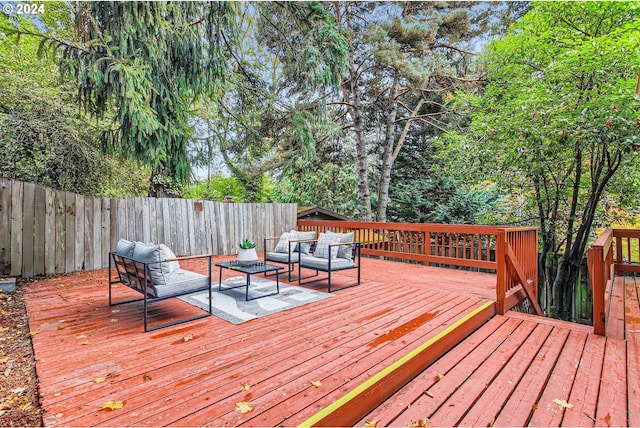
top-left (25, 257), bottom-right (639, 426)
top-left (26, 257), bottom-right (496, 427)
top-left (362, 274), bottom-right (638, 428)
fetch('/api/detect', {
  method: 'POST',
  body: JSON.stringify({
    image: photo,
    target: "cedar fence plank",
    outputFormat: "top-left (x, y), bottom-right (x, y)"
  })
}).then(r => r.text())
top-left (33, 184), bottom-right (46, 276)
top-left (148, 197), bottom-right (157, 244)
top-left (64, 192), bottom-right (75, 273)
top-left (0, 177), bottom-right (12, 275)
top-left (155, 198), bottom-right (165, 245)
top-left (101, 198), bottom-right (111, 266)
top-left (142, 197), bottom-right (151, 243)
top-left (10, 180), bottom-right (23, 277)
top-left (54, 190), bottom-right (65, 274)
top-left (21, 182), bottom-right (35, 277)
top-left (74, 194), bottom-right (84, 271)
top-left (83, 196), bottom-right (94, 271)
top-left (44, 188), bottom-right (56, 275)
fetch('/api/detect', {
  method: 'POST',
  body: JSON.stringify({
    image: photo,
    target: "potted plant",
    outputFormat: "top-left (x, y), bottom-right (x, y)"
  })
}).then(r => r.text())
top-left (237, 239), bottom-right (258, 265)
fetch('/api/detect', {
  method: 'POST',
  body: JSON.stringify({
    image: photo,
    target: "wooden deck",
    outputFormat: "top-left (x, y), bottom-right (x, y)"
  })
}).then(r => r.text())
top-left (25, 257), bottom-right (638, 426)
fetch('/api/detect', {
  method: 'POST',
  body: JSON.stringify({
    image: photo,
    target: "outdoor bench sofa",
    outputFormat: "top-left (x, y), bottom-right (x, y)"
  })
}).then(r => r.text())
top-left (297, 231), bottom-right (362, 292)
top-left (108, 239), bottom-right (212, 332)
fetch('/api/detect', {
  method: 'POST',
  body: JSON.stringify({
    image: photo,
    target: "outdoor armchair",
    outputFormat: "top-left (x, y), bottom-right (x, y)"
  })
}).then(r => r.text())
top-left (297, 232), bottom-right (361, 292)
top-left (263, 230), bottom-right (316, 281)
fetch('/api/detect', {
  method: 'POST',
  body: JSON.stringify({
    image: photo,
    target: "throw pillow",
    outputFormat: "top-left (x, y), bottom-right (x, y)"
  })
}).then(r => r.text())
top-left (115, 239), bottom-right (135, 257)
top-left (132, 242), bottom-right (179, 287)
top-left (336, 232), bottom-right (354, 259)
top-left (293, 230), bottom-right (316, 254)
top-left (314, 232), bottom-right (343, 259)
top-left (158, 244), bottom-right (180, 273)
top-left (274, 232), bottom-right (299, 253)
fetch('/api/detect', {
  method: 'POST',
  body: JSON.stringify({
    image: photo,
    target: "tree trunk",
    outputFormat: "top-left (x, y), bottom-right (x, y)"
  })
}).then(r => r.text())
top-left (351, 61), bottom-right (373, 221)
top-left (376, 74), bottom-right (400, 222)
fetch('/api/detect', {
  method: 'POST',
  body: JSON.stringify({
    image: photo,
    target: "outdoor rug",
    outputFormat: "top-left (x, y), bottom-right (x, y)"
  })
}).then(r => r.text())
top-left (178, 276), bottom-right (332, 324)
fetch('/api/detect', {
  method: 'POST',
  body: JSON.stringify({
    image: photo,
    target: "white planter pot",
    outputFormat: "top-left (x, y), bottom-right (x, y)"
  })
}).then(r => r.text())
top-left (237, 248), bottom-right (258, 265)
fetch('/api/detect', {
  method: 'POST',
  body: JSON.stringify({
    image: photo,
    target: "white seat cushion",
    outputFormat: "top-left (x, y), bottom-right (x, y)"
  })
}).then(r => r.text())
top-left (300, 254), bottom-right (354, 271)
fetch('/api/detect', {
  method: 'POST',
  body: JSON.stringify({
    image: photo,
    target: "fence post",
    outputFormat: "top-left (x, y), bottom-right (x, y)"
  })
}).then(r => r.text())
top-left (587, 246), bottom-right (606, 335)
top-left (496, 229), bottom-right (507, 314)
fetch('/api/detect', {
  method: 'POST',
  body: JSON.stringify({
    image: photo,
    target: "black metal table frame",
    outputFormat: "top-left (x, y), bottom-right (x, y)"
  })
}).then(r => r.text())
top-left (216, 261), bottom-right (283, 301)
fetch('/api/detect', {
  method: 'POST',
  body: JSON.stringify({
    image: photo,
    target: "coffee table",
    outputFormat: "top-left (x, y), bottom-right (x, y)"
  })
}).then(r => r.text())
top-left (215, 261), bottom-right (284, 301)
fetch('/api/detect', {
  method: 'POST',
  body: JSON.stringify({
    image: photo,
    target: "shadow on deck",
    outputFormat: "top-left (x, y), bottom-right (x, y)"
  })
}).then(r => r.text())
top-left (25, 257), bottom-right (637, 426)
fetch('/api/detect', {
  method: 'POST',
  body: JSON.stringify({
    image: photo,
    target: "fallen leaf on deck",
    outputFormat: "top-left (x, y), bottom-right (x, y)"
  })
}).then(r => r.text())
top-left (100, 400), bottom-right (124, 411)
top-left (182, 335), bottom-right (193, 342)
top-left (57, 326), bottom-right (65, 330)
top-left (235, 401), bottom-right (253, 414)
top-left (110, 319), bottom-right (118, 323)
top-left (406, 418), bottom-right (429, 427)
top-left (143, 374), bottom-right (152, 382)
top-left (434, 372), bottom-right (443, 382)
top-left (111, 309), bottom-right (120, 314)
top-left (241, 383), bottom-right (251, 391)
top-left (311, 380), bottom-right (322, 388)
top-left (95, 377), bottom-right (106, 383)
top-left (363, 419), bottom-right (379, 427)
top-left (76, 334), bottom-right (87, 339)
top-left (553, 398), bottom-right (574, 409)
top-left (28, 330), bottom-right (41, 337)
top-left (81, 341), bottom-right (89, 345)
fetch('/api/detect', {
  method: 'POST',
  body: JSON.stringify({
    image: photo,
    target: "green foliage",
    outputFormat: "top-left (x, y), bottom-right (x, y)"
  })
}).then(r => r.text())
top-left (184, 174), bottom-right (274, 203)
top-left (440, 1), bottom-right (640, 319)
top-left (239, 239), bottom-right (256, 249)
top-left (0, 10), bottom-right (147, 197)
top-left (388, 178), bottom-right (503, 225)
top-left (190, 2), bottom-right (347, 203)
top-left (273, 161), bottom-right (360, 219)
top-left (42, 2), bottom-right (238, 195)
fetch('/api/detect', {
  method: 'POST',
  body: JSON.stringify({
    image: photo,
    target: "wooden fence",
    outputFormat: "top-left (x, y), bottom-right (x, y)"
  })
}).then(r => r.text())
top-left (0, 177), bottom-right (297, 278)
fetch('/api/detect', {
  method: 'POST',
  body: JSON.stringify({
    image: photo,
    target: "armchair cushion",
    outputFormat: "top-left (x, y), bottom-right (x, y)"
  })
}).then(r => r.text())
top-left (265, 251), bottom-right (301, 264)
top-left (299, 254), bottom-right (355, 271)
top-left (154, 268), bottom-right (209, 298)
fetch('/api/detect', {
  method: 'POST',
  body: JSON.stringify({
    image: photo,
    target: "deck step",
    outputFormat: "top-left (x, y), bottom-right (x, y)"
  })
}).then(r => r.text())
top-left (298, 300), bottom-right (496, 427)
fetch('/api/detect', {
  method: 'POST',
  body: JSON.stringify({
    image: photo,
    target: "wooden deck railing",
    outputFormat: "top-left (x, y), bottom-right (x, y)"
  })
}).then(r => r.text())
top-left (297, 220), bottom-right (539, 315)
top-left (587, 228), bottom-right (640, 335)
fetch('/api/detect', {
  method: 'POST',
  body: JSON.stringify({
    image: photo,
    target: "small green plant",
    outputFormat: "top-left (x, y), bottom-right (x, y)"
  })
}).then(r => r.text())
top-left (239, 239), bottom-right (256, 249)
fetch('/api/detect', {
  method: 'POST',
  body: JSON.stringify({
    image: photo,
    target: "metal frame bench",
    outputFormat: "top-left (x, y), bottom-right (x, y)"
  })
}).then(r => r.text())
top-left (108, 252), bottom-right (212, 332)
